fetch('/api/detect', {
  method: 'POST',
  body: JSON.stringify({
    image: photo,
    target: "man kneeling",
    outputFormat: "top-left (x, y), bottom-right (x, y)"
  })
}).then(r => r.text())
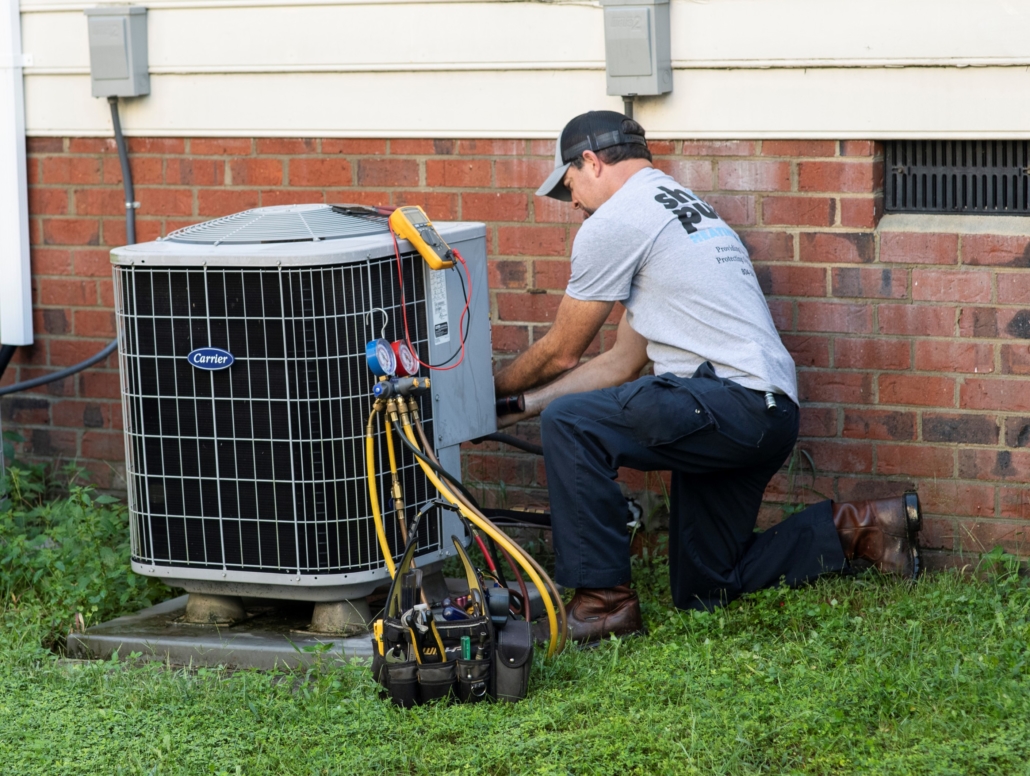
top-left (493, 111), bottom-right (921, 643)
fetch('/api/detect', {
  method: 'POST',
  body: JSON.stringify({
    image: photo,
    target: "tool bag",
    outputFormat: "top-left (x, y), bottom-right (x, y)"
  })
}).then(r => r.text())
top-left (370, 519), bottom-right (534, 706)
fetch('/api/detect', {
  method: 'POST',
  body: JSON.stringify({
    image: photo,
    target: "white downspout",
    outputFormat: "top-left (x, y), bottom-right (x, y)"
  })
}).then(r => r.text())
top-left (0, 0), bottom-right (33, 348)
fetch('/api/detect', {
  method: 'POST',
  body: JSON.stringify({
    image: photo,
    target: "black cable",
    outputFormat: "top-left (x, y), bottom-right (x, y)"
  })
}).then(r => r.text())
top-left (0, 340), bottom-right (118, 397)
top-left (392, 425), bottom-right (482, 510)
top-left (471, 432), bottom-right (544, 457)
top-left (0, 101), bottom-right (136, 398)
top-left (483, 520), bottom-right (552, 532)
top-left (108, 96), bottom-right (135, 246)
top-left (481, 507), bottom-right (552, 528)
top-left (394, 420), bottom-right (510, 585)
top-left (485, 535), bottom-right (509, 589)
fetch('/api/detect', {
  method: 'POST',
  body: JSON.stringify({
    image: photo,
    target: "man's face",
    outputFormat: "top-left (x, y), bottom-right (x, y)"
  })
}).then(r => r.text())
top-left (562, 154), bottom-right (605, 216)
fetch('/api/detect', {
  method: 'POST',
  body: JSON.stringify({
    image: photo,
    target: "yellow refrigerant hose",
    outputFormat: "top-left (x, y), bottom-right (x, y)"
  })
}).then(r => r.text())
top-left (396, 411), bottom-right (565, 658)
top-left (411, 409), bottom-right (568, 655)
top-left (366, 406), bottom-right (396, 578)
top-left (366, 396), bottom-right (567, 657)
top-left (383, 413), bottom-right (408, 544)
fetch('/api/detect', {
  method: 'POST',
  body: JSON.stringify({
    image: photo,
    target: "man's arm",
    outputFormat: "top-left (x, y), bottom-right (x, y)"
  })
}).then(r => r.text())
top-left (498, 309), bottom-right (649, 427)
top-left (493, 296), bottom-right (615, 396)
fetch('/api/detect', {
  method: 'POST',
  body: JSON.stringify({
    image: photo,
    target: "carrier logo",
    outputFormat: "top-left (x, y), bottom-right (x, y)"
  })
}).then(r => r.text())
top-left (187, 347), bottom-right (234, 370)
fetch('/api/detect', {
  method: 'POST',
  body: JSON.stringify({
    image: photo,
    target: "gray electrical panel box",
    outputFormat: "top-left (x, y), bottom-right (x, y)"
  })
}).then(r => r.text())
top-left (84, 6), bottom-right (149, 98)
top-left (601, 0), bottom-right (672, 97)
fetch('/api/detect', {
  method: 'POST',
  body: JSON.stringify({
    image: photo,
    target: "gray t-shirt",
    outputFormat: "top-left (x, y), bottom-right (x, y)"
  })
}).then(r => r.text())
top-left (566, 166), bottom-right (798, 403)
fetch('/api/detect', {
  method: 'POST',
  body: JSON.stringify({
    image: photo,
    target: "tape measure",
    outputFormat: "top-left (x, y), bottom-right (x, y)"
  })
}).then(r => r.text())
top-left (388, 206), bottom-right (455, 270)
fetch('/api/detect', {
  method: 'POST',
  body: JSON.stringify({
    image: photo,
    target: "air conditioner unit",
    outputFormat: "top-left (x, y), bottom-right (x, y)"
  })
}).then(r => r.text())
top-left (110, 205), bottom-right (495, 606)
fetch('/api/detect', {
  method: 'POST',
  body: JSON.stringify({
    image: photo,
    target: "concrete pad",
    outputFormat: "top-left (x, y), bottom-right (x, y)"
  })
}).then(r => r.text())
top-left (66, 577), bottom-right (560, 670)
top-left (66, 596), bottom-right (374, 670)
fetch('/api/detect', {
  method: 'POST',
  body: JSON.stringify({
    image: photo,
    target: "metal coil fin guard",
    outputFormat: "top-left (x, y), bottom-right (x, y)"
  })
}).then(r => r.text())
top-left (114, 252), bottom-right (440, 576)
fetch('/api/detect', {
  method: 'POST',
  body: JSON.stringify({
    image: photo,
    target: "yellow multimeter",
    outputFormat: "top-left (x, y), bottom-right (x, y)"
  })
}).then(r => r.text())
top-left (388, 206), bottom-right (455, 270)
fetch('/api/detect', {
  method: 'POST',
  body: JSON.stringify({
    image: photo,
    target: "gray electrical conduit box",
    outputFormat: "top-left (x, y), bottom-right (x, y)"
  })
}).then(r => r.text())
top-left (84, 6), bottom-right (150, 98)
top-left (601, 0), bottom-right (672, 98)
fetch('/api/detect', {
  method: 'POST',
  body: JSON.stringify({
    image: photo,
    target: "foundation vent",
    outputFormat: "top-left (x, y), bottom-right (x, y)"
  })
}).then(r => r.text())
top-left (885, 141), bottom-right (1030, 215)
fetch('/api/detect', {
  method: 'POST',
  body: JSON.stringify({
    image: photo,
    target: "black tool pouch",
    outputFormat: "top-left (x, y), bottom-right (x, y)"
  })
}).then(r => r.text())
top-left (370, 517), bottom-right (534, 706)
top-left (385, 661), bottom-right (419, 708)
top-left (371, 651), bottom-right (386, 686)
top-left (492, 619), bottom-right (534, 702)
top-left (456, 659), bottom-right (491, 703)
top-left (417, 661), bottom-right (457, 703)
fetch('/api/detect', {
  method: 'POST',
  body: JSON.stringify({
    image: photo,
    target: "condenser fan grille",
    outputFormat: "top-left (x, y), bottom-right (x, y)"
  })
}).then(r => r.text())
top-left (114, 253), bottom-right (439, 575)
top-left (164, 204), bottom-right (390, 244)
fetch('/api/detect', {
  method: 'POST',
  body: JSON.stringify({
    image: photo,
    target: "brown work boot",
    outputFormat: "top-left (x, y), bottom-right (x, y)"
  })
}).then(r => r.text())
top-left (833, 491), bottom-right (922, 579)
top-left (567, 584), bottom-right (644, 644)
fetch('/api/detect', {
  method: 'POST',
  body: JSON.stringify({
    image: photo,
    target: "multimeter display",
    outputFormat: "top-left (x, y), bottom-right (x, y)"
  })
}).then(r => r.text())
top-left (403, 207), bottom-right (429, 226)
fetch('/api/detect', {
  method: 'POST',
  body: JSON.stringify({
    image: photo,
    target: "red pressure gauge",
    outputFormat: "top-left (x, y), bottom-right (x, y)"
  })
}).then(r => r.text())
top-left (392, 340), bottom-right (419, 377)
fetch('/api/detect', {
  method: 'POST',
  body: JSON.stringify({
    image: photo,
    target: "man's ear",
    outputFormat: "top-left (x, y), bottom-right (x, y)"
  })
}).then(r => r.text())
top-left (582, 150), bottom-right (603, 179)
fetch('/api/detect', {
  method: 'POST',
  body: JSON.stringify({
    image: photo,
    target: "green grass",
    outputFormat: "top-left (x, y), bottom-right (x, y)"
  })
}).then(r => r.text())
top-left (2, 471), bottom-right (1030, 774)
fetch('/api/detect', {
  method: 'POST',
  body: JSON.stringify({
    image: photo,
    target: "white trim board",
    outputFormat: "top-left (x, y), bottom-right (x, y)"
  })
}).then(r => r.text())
top-left (23, 67), bottom-right (1030, 139)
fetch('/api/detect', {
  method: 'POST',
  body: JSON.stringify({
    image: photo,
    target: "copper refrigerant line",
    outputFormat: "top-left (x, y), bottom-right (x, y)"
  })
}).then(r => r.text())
top-left (364, 386), bottom-right (567, 658)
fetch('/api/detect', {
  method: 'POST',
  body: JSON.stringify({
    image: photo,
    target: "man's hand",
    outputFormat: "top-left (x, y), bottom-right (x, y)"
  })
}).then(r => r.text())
top-left (494, 296), bottom-right (614, 397)
top-left (497, 308), bottom-right (649, 426)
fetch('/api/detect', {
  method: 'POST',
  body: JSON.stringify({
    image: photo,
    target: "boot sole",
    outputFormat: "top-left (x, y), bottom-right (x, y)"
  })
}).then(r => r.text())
top-left (573, 627), bottom-right (648, 650)
top-left (904, 491), bottom-right (922, 579)
top-left (904, 491), bottom-right (922, 533)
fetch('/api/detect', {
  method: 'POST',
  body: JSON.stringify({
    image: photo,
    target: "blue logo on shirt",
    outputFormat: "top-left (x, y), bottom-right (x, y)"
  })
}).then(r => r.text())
top-left (187, 347), bottom-right (234, 370)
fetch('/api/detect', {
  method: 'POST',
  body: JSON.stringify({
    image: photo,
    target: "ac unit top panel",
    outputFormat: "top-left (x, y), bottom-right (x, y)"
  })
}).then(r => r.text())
top-left (166, 203), bottom-right (389, 244)
top-left (110, 205), bottom-right (486, 267)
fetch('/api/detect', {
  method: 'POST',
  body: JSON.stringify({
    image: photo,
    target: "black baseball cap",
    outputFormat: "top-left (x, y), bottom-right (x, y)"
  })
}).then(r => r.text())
top-left (536, 110), bottom-right (648, 201)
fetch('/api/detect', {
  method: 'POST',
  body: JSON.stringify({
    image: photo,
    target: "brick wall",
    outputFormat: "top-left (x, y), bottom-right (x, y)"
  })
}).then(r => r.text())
top-left (5, 135), bottom-right (1029, 565)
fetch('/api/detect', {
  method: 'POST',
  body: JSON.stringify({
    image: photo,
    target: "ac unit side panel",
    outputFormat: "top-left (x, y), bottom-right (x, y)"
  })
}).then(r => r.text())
top-left (425, 232), bottom-right (497, 450)
top-left (435, 444), bottom-right (469, 550)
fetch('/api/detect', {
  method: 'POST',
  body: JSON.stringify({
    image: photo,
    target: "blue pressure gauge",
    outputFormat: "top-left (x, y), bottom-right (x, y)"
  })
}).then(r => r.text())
top-left (366, 338), bottom-right (398, 377)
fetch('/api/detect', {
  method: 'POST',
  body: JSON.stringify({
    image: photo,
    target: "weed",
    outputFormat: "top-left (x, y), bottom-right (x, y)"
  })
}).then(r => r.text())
top-left (781, 446), bottom-right (827, 518)
top-left (0, 466), bottom-right (167, 651)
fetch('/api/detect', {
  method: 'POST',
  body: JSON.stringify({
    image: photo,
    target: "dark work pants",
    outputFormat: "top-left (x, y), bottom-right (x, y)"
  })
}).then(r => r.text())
top-left (540, 363), bottom-right (846, 611)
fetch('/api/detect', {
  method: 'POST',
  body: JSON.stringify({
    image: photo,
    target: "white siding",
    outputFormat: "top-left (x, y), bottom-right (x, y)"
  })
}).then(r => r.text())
top-left (18, 0), bottom-right (1030, 137)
